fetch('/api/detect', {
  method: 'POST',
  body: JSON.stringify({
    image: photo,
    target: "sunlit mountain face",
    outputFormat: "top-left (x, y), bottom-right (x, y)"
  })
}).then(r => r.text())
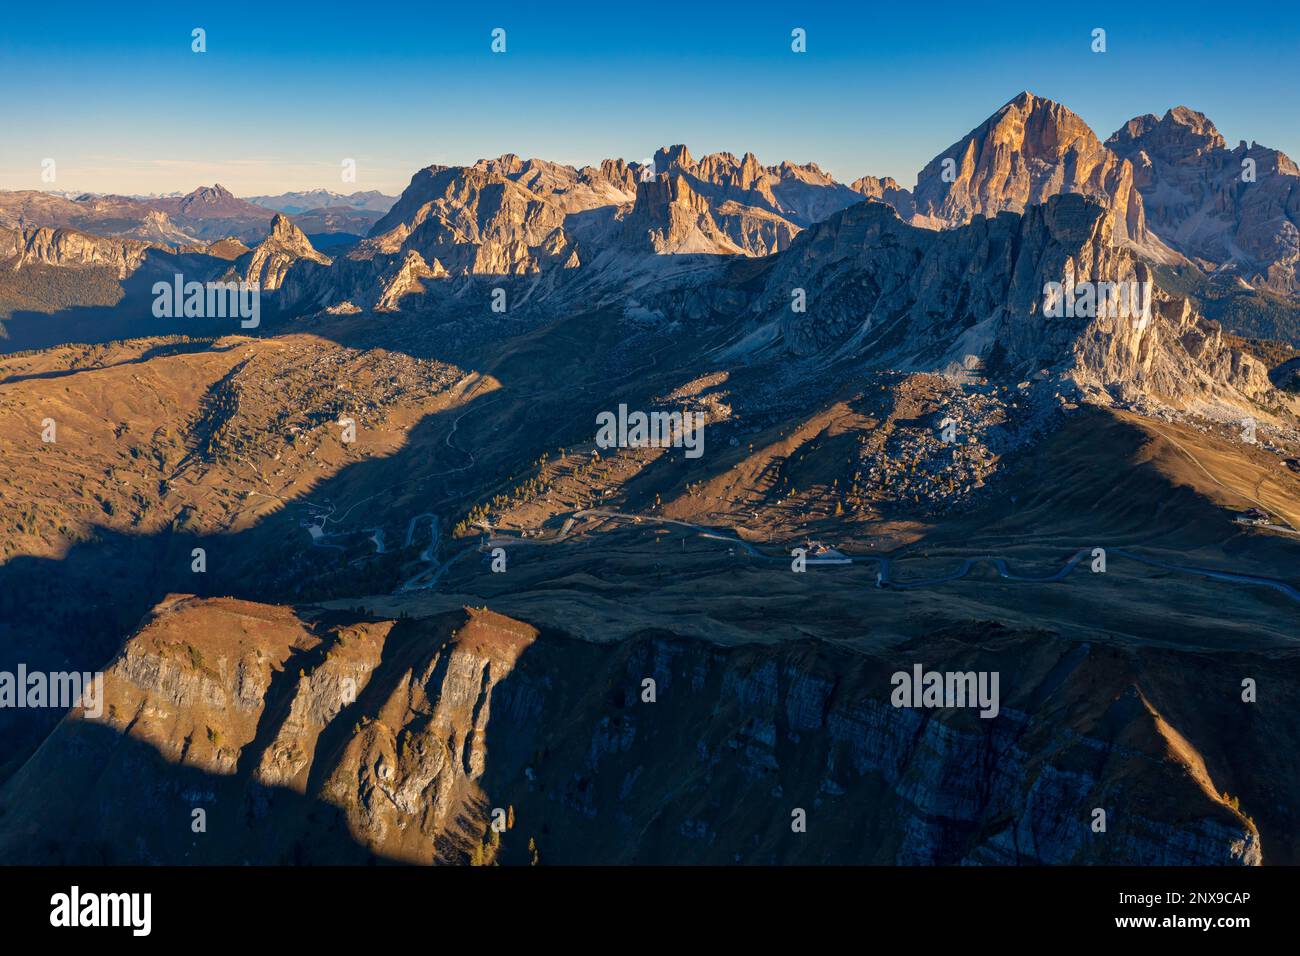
top-left (0, 6), bottom-right (1297, 893)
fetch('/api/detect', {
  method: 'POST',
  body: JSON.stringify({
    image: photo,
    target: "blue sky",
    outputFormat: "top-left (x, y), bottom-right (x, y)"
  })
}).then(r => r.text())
top-left (2, 0), bottom-right (1297, 196)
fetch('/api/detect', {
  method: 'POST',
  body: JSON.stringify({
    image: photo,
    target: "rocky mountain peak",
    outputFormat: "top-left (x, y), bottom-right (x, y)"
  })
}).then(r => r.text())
top-left (268, 212), bottom-right (304, 241)
top-left (1164, 106), bottom-right (1226, 143)
top-left (849, 175), bottom-right (916, 219)
top-left (1105, 105), bottom-right (1300, 292)
top-left (691, 150), bottom-right (770, 194)
top-left (240, 213), bottom-right (329, 289)
top-left (911, 91), bottom-right (1148, 246)
top-left (585, 158), bottom-right (639, 194)
top-left (1109, 113), bottom-right (1162, 146)
top-left (777, 160), bottom-right (836, 185)
top-left (183, 184), bottom-right (236, 205)
top-left (654, 144), bottom-right (696, 175)
top-left (482, 152), bottom-right (525, 174)
top-left (134, 183), bottom-right (276, 240)
top-left (973, 92), bottom-right (1100, 164)
top-left (1106, 107), bottom-right (1227, 163)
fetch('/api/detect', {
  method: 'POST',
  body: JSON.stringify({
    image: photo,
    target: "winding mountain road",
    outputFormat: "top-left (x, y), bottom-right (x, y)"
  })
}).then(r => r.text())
top-left (478, 508), bottom-right (1300, 603)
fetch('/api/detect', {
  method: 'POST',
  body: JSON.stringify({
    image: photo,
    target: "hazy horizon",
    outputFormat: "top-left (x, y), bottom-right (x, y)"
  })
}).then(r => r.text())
top-left (2, 0), bottom-right (1298, 195)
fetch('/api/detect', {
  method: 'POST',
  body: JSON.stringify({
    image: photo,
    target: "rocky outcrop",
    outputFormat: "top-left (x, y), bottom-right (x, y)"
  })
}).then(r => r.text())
top-left (275, 165), bottom-right (586, 312)
top-left (373, 249), bottom-right (447, 311)
top-left (278, 248), bottom-right (424, 313)
top-left (758, 193), bottom-right (1294, 421)
top-left (849, 174), bottom-right (915, 219)
top-left (472, 154), bottom-right (639, 213)
top-left (254, 619), bottom-right (391, 791)
top-left (123, 209), bottom-right (195, 245)
top-left (622, 172), bottom-right (797, 255)
top-left (237, 213), bottom-right (330, 290)
top-left (773, 161), bottom-right (880, 224)
top-left (318, 609), bottom-right (537, 859)
top-left (364, 166), bottom-right (578, 276)
top-left (588, 158), bottom-right (642, 196)
top-left (0, 227), bottom-right (21, 260)
top-left (1106, 107), bottom-right (1300, 294)
top-left (4, 224), bottom-right (156, 278)
top-left (621, 145), bottom-right (867, 256)
top-left (178, 236), bottom-right (252, 260)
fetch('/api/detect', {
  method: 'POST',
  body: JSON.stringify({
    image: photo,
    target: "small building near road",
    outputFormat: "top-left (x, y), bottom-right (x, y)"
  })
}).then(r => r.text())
top-left (805, 541), bottom-right (852, 565)
top-left (1234, 507), bottom-right (1271, 527)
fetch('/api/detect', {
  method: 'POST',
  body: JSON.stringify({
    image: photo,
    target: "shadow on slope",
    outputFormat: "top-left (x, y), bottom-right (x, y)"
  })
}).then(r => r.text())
top-left (0, 248), bottom-right (301, 355)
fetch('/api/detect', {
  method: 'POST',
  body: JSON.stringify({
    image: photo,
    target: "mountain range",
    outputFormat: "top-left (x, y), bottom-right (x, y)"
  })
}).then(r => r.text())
top-left (1, 91), bottom-right (1298, 867)
top-left (5, 92), bottom-right (1299, 308)
top-left (0, 184), bottom-right (390, 249)
top-left (245, 188), bottom-right (397, 215)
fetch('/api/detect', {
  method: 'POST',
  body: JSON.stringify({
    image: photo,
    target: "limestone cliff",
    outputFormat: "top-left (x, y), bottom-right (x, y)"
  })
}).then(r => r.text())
top-left (3, 224), bottom-right (156, 278)
top-left (0, 598), bottom-right (1269, 866)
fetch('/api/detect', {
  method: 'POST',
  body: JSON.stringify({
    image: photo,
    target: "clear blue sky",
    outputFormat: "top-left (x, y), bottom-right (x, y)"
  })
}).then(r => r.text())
top-left (2, 0), bottom-right (1297, 196)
